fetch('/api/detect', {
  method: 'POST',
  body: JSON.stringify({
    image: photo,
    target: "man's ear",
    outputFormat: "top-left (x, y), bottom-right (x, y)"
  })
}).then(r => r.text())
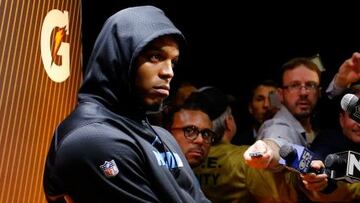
top-left (224, 114), bottom-right (237, 141)
top-left (224, 115), bottom-right (232, 130)
top-left (226, 114), bottom-right (237, 132)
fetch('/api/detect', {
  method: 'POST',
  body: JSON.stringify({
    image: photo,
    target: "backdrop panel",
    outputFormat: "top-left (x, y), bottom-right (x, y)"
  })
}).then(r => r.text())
top-left (0, 0), bottom-right (82, 202)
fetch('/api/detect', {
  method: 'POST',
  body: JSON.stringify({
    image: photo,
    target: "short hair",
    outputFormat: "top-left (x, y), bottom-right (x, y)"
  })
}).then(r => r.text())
top-left (280, 57), bottom-right (321, 85)
top-left (212, 106), bottom-right (233, 144)
top-left (163, 100), bottom-right (208, 130)
top-left (249, 80), bottom-right (279, 101)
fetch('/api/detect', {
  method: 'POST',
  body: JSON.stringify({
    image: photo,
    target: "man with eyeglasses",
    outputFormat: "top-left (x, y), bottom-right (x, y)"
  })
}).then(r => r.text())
top-left (165, 103), bottom-right (216, 168)
top-left (183, 87), bottom-right (309, 202)
top-left (244, 57), bottom-right (332, 192)
top-left (243, 53), bottom-right (360, 200)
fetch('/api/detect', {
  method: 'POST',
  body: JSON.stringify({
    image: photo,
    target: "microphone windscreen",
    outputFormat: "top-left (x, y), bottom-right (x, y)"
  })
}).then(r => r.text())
top-left (324, 154), bottom-right (338, 168)
top-left (341, 93), bottom-right (358, 112)
top-left (325, 154), bottom-right (346, 170)
top-left (279, 145), bottom-right (297, 162)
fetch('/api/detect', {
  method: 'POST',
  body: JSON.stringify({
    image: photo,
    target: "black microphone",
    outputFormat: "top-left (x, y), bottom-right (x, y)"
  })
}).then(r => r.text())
top-left (341, 93), bottom-right (360, 123)
top-left (279, 144), bottom-right (323, 174)
top-left (325, 151), bottom-right (360, 183)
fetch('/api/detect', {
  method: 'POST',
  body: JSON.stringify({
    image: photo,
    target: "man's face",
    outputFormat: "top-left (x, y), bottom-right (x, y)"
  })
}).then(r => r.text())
top-left (280, 65), bottom-right (320, 120)
top-left (340, 108), bottom-right (360, 144)
top-left (170, 109), bottom-right (212, 168)
top-left (249, 85), bottom-right (278, 125)
top-left (135, 36), bottom-right (179, 109)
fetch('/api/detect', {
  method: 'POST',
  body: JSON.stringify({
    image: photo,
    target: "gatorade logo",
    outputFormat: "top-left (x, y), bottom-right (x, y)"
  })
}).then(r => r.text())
top-left (40, 9), bottom-right (70, 83)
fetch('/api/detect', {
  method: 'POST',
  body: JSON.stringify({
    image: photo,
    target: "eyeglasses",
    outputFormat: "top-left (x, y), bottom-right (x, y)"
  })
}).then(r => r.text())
top-left (282, 82), bottom-right (319, 92)
top-left (171, 125), bottom-right (216, 144)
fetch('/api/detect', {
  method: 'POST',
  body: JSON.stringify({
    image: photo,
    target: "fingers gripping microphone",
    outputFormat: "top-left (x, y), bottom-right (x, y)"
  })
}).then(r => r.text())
top-left (279, 144), bottom-right (323, 174)
top-left (325, 151), bottom-right (360, 183)
top-left (341, 93), bottom-right (360, 123)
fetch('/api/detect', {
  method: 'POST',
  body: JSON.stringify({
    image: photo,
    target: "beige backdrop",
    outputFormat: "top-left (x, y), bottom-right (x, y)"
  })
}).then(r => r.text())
top-left (0, 0), bottom-right (82, 202)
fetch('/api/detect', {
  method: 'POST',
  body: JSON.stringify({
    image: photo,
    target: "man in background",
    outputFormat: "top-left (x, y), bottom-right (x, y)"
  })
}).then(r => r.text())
top-left (232, 80), bottom-right (279, 145)
top-left (165, 100), bottom-right (216, 168)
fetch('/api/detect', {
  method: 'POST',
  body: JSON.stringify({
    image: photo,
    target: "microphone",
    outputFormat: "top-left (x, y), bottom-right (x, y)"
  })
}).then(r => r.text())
top-left (341, 93), bottom-right (360, 123)
top-left (279, 144), bottom-right (323, 174)
top-left (325, 150), bottom-right (360, 183)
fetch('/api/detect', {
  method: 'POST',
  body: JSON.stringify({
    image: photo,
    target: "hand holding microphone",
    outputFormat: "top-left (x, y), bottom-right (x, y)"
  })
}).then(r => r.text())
top-left (325, 150), bottom-right (360, 183)
top-left (279, 144), bottom-right (333, 192)
top-left (279, 144), bottom-right (324, 174)
top-left (300, 160), bottom-right (329, 192)
top-left (243, 140), bottom-right (273, 169)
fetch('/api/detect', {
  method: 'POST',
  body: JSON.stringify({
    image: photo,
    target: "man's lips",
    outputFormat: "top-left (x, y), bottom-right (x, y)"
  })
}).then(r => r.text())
top-left (154, 85), bottom-right (170, 96)
top-left (351, 128), bottom-right (360, 134)
top-left (296, 100), bottom-right (310, 107)
top-left (188, 149), bottom-right (204, 157)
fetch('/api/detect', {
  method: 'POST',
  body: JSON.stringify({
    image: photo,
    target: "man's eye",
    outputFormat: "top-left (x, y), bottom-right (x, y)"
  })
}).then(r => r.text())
top-left (201, 130), bottom-right (210, 138)
top-left (290, 83), bottom-right (301, 88)
top-left (184, 127), bottom-right (194, 134)
top-left (306, 82), bottom-right (319, 89)
top-left (149, 54), bottom-right (162, 62)
top-left (255, 97), bottom-right (264, 102)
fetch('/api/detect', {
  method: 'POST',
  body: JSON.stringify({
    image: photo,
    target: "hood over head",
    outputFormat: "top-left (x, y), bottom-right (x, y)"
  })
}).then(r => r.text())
top-left (78, 6), bottom-right (185, 117)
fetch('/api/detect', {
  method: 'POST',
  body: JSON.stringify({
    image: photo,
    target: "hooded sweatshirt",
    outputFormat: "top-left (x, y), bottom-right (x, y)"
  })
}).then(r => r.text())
top-left (43, 6), bottom-right (209, 203)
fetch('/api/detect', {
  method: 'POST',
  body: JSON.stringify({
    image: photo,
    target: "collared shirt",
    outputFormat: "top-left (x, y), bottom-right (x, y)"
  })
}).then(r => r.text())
top-left (256, 105), bottom-right (308, 148)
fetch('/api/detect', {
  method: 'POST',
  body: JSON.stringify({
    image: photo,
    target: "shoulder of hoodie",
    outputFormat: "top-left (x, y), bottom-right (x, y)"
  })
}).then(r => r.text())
top-left (56, 122), bottom-right (142, 156)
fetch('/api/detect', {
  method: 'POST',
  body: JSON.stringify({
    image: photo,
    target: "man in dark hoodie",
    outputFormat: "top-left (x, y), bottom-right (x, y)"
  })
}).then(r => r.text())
top-left (43, 6), bottom-right (209, 203)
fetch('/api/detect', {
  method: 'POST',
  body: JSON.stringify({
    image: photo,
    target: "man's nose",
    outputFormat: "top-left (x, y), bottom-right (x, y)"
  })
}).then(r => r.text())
top-left (159, 60), bottom-right (174, 79)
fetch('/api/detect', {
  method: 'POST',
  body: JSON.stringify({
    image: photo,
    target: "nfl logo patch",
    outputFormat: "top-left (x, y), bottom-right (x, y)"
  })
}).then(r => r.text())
top-left (99, 160), bottom-right (119, 178)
